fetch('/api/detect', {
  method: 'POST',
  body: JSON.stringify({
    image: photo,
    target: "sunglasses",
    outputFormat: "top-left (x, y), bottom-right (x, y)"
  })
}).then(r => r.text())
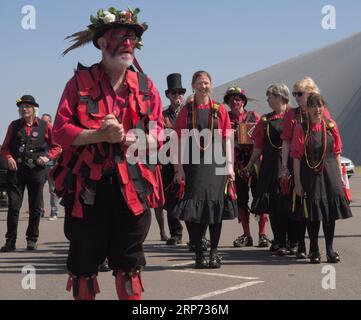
top-left (170, 91), bottom-right (184, 96)
top-left (113, 34), bottom-right (138, 44)
top-left (292, 92), bottom-right (305, 98)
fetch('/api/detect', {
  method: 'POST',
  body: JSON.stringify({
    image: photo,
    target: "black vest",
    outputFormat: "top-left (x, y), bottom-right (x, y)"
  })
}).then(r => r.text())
top-left (9, 118), bottom-right (48, 167)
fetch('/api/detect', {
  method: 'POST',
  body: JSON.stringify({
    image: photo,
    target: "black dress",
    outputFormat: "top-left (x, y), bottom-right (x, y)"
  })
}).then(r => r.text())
top-left (172, 104), bottom-right (236, 224)
top-left (300, 124), bottom-right (352, 222)
top-left (251, 112), bottom-right (292, 214)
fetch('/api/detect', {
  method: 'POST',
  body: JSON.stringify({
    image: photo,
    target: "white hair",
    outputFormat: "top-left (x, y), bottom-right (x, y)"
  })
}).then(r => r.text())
top-left (18, 106), bottom-right (38, 118)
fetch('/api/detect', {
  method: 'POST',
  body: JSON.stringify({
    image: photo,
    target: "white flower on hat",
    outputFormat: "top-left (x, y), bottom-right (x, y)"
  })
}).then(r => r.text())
top-left (101, 11), bottom-right (116, 24)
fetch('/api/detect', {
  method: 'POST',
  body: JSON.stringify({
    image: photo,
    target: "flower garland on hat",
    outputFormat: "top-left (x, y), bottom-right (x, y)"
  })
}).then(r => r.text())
top-left (62, 7), bottom-right (148, 56)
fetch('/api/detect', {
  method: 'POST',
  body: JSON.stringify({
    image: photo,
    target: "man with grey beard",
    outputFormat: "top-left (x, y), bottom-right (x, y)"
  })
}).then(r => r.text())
top-left (52, 7), bottom-right (163, 300)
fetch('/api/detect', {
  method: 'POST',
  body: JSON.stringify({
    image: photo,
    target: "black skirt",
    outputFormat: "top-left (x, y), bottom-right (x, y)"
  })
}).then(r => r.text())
top-left (300, 130), bottom-right (352, 222)
top-left (251, 115), bottom-right (292, 214)
top-left (171, 107), bottom-right (237, 224)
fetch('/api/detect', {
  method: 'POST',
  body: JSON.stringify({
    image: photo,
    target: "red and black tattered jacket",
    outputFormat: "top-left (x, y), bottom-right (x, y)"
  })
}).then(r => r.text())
top-left (52, 63), bottom-right (164, 218)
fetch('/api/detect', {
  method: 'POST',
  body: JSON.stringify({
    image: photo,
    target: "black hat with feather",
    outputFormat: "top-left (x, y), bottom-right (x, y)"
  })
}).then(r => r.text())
top-left (62, 7), bottom-right (148, 56)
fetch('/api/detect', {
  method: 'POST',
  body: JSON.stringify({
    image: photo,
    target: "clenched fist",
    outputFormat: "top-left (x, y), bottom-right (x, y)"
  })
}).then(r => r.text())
top-left (100, 114), bottom-right (125, 144)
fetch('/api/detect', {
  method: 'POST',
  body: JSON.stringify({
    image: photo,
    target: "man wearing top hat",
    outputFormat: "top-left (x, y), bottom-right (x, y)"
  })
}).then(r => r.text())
top-left (154, 73), bottom-right (186, 245)
top-left (0, 95), bottom-right (61, 252)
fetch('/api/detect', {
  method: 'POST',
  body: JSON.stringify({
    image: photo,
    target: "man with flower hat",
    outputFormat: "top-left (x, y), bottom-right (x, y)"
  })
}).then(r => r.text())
top-left (52, 7), bottom-right (163, 300)
top-left (224, 87), bottom-right (269, 248)
top-left (0, 95), bottom-right (61, 252)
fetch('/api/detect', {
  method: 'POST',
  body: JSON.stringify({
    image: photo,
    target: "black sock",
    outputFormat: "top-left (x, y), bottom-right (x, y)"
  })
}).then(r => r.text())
top-left (209, 222), bottom-right (222, 252)
top-left (307, 221), bottom-right (320, 253)
top-left (297, 220), bottom-right (306, 248)
top-left (192, 223), bottom-right (207, 256)
top-left (323, 220), bottom-right (336, 255)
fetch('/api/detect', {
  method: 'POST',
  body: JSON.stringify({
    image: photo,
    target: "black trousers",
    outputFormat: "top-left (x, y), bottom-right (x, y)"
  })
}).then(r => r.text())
top-left (64, 174), bottom-right (151, 278)
top-left (5, 166), bottom-right (46, 243)
top-left (167, 214), bottom-right (183, 239)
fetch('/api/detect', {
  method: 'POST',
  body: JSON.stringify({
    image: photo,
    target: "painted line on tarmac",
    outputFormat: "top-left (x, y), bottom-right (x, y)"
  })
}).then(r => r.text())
top-left (170, 262), bottom-right (196, 267)
top-left (169, 269), bottom-right (260, 280)
top-left (186, 281), bottom-right (265, 300)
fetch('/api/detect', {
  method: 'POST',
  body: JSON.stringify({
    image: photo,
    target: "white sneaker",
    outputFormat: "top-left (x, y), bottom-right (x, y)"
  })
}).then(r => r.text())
top-left (48, 216), bottom-right (58, 221)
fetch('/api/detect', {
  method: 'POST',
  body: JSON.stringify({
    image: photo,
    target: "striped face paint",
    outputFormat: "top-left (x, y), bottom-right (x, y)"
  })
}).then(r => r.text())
top-left (104, 27), bottom-right (137, 57)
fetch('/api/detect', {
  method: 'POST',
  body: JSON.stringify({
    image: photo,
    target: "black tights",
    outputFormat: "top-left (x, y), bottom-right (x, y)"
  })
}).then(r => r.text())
top-left (307, 220), bottom-right (336, 254)
top-left (188, 222), bottom-right (222, 256)
top-left (269, 213), bottom-right (287, 248)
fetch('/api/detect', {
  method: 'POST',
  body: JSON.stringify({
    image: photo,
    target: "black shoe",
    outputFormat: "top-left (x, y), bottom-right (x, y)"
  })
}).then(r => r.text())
top-left (269, 241), bottom-right (280, 252)
top-left (0, 241), bottom-right (16, 252)
top-left (166, 237), bottom-right (182, 245)
top-left (327, 251), bottom-right (340, 263)
top-left (209, 253), bottom-right (222, 269)
top-left (233, 234), bottom-right (253, 248)
top-left (309, 252), bottom-right (321, 264)
top-left (258, 235), bottom-right (270, 248)
top-left (26, 241), bottom-right (37, 251)
top-left (296, 247), bottom-right (307, 259)
top-left (98, 259), bottom-right (111, 272)
top-left (160, 234), bottom-right (170, 242)
top-left (287, 247), bottom-right (298, 256)
top-left (277, 248), bottom-right (288, 256)
top-left (195, 255), bottom-right (208, 269)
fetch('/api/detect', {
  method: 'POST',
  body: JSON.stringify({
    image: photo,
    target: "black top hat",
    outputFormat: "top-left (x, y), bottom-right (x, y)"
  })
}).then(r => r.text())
top-left (165, 73), bottom-right (186, 95)
top-left (16, 95), bottom-right (39, 108)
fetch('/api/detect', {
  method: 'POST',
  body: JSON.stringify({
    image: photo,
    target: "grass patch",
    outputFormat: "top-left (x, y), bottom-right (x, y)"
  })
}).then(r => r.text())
top-left (356, 167), bottom-right (361, 174)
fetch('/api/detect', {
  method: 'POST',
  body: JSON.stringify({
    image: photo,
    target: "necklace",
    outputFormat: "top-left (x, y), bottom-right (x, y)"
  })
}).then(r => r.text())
top-left (191, 97), bottom-right (216, 151)
top-left (304, 119), bottom-right (327, 171)
top-left (266, 120), bottom-right (282, 150)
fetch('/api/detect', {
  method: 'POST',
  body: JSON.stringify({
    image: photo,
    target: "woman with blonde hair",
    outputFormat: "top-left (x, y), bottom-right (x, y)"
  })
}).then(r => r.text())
top-left (280, 77), bottom-right (331, 259)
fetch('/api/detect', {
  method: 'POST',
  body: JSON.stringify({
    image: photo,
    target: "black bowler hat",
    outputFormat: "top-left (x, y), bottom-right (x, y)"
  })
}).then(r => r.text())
top-left (223, 87), bottom-right (248, 107)
top-left (165, 73), bottom-right (186, 95)
top-left (16, 95), bottom-right (39, 108)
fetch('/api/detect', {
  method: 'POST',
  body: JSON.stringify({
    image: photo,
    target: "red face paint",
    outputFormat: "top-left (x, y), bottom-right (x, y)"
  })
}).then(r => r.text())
top-left (103, 28), bottom-right (137, 57)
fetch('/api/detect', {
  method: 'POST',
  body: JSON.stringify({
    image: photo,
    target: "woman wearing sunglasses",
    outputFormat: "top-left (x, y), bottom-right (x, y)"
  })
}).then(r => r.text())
top-left (172, 71), bottom-right (236, 269)
top-left (291, 93), bottom-right (352, 263)
top-left (280, 77), bottom-right (331, 259)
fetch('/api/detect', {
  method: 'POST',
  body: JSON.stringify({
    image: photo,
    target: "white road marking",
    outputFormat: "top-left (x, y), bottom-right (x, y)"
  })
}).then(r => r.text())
top-left (169, 269), bottom-right (260, 280)
top-left (186, 281), bottom-right (265, 300)
top-left (170, 262), bottom-right (196, 267)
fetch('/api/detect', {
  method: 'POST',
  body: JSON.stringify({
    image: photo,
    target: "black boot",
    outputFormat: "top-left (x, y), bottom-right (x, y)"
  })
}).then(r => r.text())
top-left (326, 251), bottom-right (340, 263)
top-left (194, 253), bottom-right (208, 269)
top-left (1, 240), bottom-right (16, 252)
top-left (309, 251), bottom-right (321, 264)
top-left (209, 251), bottom-right (222, 269)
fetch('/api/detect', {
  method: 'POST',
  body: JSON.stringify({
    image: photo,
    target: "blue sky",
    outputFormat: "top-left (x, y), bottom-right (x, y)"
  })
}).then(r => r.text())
top-left (1, 0), bottom-right (361, 140)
